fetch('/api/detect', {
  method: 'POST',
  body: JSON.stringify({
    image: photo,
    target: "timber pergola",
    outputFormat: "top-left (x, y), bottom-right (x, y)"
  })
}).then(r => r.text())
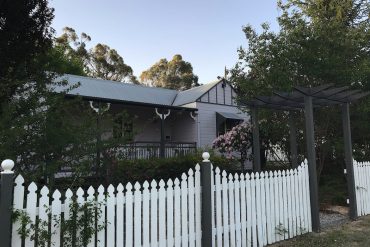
top-left (244, 84), bottom-right (369, 233)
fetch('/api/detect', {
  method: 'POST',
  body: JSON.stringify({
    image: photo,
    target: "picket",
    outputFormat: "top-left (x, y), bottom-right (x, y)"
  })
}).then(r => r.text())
top-left (158, 180), bottom-right (166, 247)
top-left (234, 173), bottom-right (242, 247)
top-left (76, 187), bottom-right (85, 244)
top-left (25, 182), bottom-right (37, 247)
top-left (239, 173), bottom-right (247, 247)
top-left (293, 169), bottom-right (300, 236)
top-left (173, 178), bottom-right (181, 247)
top-left (215, 167), bottom-right (223, 247)
top-left (12, 175), bottom-right (24, 247)
top-left (194, 164), bottom-right (202, 247)
top-left (134, 182), bottom-right (142, 247)
top-left (188, 169), bottom-right (195, 247)
top-left (282, 170), bottom-right (288, 239)
top-left (264, 171), bottom-right (271, 244)
top-left (273, 170), bottom-right (279, 241)
top-left (166, 179), bottom-right (174, 247)
top-left (150, 180), bottom-right (158, 247)
top-left (228, 173), bottom-right (236, 247)
top-left (222, 170), bottom-right (230, 247)
top-left (116, 184), bottom-right (125, 247)
top-left (287, 170), bottom-right (293, 238)
top-left (51, 190), bottom-right (62, 247)
top-left (39, 186), bottom-right (49, 243)
top-left (97, 185), bottom-right (106, 247)
top-left (107, 185), bottom-right (116, 247)
top-left (142, 181), bottom-right (150, 247)
top-left (11, 160), bottom-right (316, 247)
top-left (181, 173), bottom-right (189, 247)
top-left (260, 172), bottom-right (267, 246)
top-left (245, 173), bottom-right (252, 247)
top-left (250, 173), bottom-right (257, 247)
top-left (267, 171), bottom-right (275, 244)
top-left (126, 183), bottom-right (134, 247)
top-left (255, 172), bottom-right (263, 247)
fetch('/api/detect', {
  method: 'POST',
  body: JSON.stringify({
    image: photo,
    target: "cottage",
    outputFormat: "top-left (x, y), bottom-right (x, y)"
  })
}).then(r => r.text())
top-left (57, 74), bottom-right (248, 159)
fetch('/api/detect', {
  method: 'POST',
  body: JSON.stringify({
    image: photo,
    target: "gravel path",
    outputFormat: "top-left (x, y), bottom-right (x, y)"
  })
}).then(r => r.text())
top-left (320, 212), bottom-right (349, 229)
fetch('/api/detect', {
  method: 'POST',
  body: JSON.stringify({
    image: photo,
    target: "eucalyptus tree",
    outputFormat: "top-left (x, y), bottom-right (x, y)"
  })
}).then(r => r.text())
top-left (55, 27), bottom-right (138, 83)
top-left (140, 54), bottom-right (199, 90)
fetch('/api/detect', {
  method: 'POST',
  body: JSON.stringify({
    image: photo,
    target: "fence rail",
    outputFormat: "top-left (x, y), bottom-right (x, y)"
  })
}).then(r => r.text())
top-left (10, 158), bottom-right (313, 247)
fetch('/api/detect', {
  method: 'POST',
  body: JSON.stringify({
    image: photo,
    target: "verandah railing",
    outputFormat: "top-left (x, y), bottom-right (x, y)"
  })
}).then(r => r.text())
top-left (5, 155), bottom-right (313, 247)
top-left (115, 141), bottom-right (197, 160)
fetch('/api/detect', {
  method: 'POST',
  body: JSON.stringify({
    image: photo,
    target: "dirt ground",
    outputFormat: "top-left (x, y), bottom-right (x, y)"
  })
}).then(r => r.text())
top-left (271, 215), bottom-right (370, 247)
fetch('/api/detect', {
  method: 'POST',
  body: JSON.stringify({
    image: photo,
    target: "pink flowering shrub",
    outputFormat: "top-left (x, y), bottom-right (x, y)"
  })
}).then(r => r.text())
top-left (212, 122), bottom-right (252, 170)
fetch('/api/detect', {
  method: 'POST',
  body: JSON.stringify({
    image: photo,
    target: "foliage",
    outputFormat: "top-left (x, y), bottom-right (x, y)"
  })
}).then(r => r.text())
top-left (230, 0), bottom-right (370, 176)
top-left (0, 5), bottom-right (132, 186)
top-left (100, 151), bottom-right (239, 187)
top-left (140, 54), bottom-right (199, 90)
top-left (0, 0), bottom-right (54, 105)
top-left (55, 27), bottom-right (138, 83)
top-left (12, 200), bottom-right (104, 247)
top-left (212, 122), bottom-right (252, 171)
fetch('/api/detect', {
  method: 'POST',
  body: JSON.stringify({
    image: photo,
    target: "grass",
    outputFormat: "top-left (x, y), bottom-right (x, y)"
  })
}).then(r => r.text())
top-left (271, 215), bottom-right (370, 246)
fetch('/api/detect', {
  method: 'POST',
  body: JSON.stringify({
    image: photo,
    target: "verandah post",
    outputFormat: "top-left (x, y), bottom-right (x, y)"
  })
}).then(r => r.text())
top-left (0, 159), bottom-right (15, 247)
top-left (200, 152), bottom-right (213, 247)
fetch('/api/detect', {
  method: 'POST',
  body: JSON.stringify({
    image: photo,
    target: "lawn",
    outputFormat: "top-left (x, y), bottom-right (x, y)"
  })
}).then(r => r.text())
top-left (272, 215), bottom-right (370, 247)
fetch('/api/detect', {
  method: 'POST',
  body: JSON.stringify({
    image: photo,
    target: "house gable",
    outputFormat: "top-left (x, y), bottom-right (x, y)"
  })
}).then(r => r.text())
top-left (197, 80), bottom-right (236, 106)
top-left (172, 79), bottom-right (237, 107)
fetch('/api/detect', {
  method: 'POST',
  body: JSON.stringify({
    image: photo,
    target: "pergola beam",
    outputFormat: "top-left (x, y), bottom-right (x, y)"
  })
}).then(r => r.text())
top-left (295, 83), bottom-right (334, 96)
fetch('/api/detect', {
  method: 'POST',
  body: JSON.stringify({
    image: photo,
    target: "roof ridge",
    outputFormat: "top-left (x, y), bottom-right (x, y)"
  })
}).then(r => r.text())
top-left (63, 74), bottom-right (178, 93)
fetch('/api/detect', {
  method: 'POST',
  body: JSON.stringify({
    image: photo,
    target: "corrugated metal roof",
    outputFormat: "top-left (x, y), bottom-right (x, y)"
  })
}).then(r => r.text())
top-left (55, 74), bottom-right (178, 106)
top-left (54, 74), bottom-right (222, 108)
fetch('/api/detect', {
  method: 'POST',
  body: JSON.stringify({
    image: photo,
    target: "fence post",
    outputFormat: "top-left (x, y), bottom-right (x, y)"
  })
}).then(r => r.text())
top-left (0, 159), bottom-right (15, 247)
top-left (201, 152), bottom-right (212, 247)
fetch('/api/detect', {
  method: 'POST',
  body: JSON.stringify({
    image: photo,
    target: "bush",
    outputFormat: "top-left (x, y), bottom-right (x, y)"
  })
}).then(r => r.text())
top-left (109, 151), bottom-right (240, 186)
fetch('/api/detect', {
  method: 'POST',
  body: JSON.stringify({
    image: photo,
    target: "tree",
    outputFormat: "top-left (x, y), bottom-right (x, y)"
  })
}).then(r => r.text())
top-left (140, 54), bottom-right (199, 90)
top-left (230, 0), bottom-right (370, 175)
top-left (55, 27), bottom-right (138, 83)
top-left (0, 3), bottom-right (122, 187)
top-left (0, 0), bottom-right (54, 104)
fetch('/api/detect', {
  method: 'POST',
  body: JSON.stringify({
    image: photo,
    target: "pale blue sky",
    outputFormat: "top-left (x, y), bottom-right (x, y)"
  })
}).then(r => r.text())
top-left (50, 0), bottom-right (280, 84)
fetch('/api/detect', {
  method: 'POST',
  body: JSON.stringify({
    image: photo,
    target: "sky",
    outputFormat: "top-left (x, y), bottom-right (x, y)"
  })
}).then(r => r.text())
top-left (50, 0), bottom-right (280, 84)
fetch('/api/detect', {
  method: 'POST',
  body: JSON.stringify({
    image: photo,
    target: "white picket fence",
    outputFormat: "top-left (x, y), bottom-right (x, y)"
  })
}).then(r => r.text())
top-left (353, 160), bottom-right (370, 216)
top-left (12, 162), bottom-right (312, 247)
top-left (211, 161), bottom-right (312, 246)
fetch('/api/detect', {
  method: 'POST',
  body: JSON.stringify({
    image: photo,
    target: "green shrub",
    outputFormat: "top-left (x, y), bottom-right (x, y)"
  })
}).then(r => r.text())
top-left (110, 151), bottom-right (240, 185)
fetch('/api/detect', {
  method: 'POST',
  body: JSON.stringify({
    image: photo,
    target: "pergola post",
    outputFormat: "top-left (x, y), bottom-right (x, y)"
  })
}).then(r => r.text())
top-left (304, 95), bottom-right (320, 232)
top-left (251, 106), bottom-right (261, 172)
top-left (341, 103), bottom-right (358, 220)
top-left (289, 112), bottom-right (298, 168)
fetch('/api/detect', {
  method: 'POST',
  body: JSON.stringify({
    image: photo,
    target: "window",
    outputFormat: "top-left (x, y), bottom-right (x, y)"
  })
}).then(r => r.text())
top-left (217, 119), bottom-right (241, 136)
top-left (216, 112), bottom-right (244, 136)
top-left (113, 117), bottom-right (133, 141)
